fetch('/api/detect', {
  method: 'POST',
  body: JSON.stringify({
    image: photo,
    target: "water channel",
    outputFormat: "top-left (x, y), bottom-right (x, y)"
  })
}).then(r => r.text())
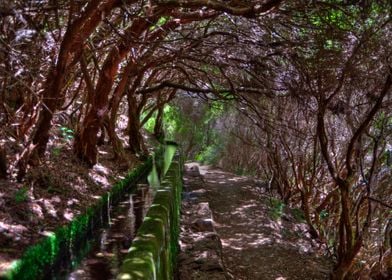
top-left (44, 182), bottom-right (154, 280)
top-left (40, 143), bottom-right (178, 279)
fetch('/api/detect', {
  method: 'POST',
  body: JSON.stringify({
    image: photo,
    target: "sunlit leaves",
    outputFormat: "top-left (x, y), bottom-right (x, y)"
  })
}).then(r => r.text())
top-left (60, 126), bottom-right (74, 140)
top-left (149, 16), bottom-right (171, 31)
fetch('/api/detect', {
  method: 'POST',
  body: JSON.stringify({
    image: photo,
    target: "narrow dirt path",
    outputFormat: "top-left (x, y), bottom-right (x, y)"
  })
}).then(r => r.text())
top-left (179, 163), bottom-right (332, 280)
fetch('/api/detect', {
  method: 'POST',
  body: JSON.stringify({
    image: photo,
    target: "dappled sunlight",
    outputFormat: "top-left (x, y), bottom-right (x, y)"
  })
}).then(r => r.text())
top-left (63, 208), bottom-right (74, 221)
top-left (67, 198), bottom-right (80, 206)
top-left (71, 176), bottom-right (90, 194)
top-left (199, 166), bottom-right (332, 279)
top-left (0, 260), bottom-right (13, 274)
top-left (264, 219), bottom-right (283, 231)
top-left (43, 199), bottom-right (58, 218)
top-left (228, 177), bottom-right (247, 182)
top-left (29, 202), bottom-right (44, 219)
top-left (236, 202), bottom-right (259, 210)
top-left (0, 221), bottom-right (28, 236)
top-left (248, 237), bottom-right (273, 246)
top-left (181, 162), bottom-right (332, 279)
top-left (221, 232), bottom-right (273, 250)
top-left (0, 142), bottom-right (145, 276)
top-left (88, 169), bottom-right (111, 189)
top-left (0, 1), bottom-right (390, 278)
top-left (221, 239), bottom-right (243, 251)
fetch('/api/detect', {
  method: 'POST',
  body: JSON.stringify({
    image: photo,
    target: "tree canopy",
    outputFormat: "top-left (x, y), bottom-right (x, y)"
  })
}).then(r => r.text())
top-left (0, 1), bottom-right (391, 279)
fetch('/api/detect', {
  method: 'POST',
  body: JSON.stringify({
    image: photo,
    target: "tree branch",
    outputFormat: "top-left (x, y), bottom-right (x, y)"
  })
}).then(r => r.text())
top-left (345, 72), bottom-right (392, 176)
top-left (159, 0), bottom-right (283, 17)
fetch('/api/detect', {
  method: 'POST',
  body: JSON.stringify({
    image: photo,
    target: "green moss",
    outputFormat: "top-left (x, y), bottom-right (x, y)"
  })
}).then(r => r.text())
top-left (119, 218), bottom-right (166, 280)
top-left (1, 158), bottom-right (153, 280)
top-left (119, 252), bottom-right (156, 280)
top-left (117, 149), bottom-right (183, 280)
top-left (148, 156), bottom-right (160, 189)
top-left (162, 144), bottom-right (178, 176)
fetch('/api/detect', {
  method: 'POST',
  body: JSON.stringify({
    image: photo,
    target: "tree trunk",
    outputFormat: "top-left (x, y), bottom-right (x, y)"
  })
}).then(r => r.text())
top-left (16, 1), bottom-right (117, 174)
top-left (74, 17), bottom-right (153, 164)
top-left (32, 1), bottom-right (116, 156)
top-left (74, 46), bottom-right (122, 166)
top-left (31, 71), bottom-right (62, 157)
top-left (128, 93), bottom-right (145, 155)
top-left (332, 239), bottom-right (362, 280)
top-left (331, 179), bottom-right (363, 279)
top-left (0, 145), bottom-right (7, 179)
top-left (154, 102), bottom-right (164, 142)
top-left (104, 116), bottom-right (125, 160)
top-left (300, 190), bottom-right (319, 239)
top-left (106, 60), bottom-right (138, 159)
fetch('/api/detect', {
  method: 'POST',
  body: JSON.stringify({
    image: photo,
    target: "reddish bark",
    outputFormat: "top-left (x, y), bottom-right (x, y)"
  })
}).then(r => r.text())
top-left (0, 145), bottom-right (7, 179)
top-left (107, 61), bottom-right (140, 159)
top-left (74, 17), bottom-right (153, 165)
top-left (73, 10), bottom-right (197, 163)
top-left (16, 1), bottom-right (117, 175)
top-left (153, 101), bottom-right (164, 141)
top-left (319, 73), bottom-right (392, 279)
top-left (74, 45), bottom-right (122, 166)
top-left (127, 93), bottom-right (146, 155)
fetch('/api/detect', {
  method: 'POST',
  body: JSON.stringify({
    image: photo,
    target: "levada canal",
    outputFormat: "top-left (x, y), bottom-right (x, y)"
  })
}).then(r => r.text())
top-left (61, 182), bottom-right (153, 280)
top-left (2, 143), bottom-right (178, 280)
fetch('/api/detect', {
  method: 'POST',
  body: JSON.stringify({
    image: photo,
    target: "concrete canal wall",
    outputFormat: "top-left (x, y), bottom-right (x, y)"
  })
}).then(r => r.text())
top-left (117, 154), bottom-right (182, 280)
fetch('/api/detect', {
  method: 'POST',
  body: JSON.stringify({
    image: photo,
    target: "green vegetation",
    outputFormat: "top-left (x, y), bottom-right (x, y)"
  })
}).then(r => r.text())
top-left (268, 198), bottom-right (285, 221)
top-left (13, 187), bottom-right (29, 204)
top-left (0, 1), bottom-right (391, 278)
top-left (292, 208), bottom-right (305, 222)
top-left (149, 16), bottom-right (171, 31)
top-left (161, 98), bottom-right (229, 165)
top-left (59, 126), bottom-right (74, 141)
top-left (51, 146), bottom-right (62, 157)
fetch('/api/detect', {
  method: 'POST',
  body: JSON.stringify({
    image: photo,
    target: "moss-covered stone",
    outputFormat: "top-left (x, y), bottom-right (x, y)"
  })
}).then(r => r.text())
top-left (117, 150), bottom-right (183, 280)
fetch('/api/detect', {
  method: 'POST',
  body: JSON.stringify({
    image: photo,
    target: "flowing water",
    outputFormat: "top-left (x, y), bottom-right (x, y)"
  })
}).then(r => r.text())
top-left (42, 144), bottom-right (177, 279)
top-left (46, 182), bottom-right (153, 280)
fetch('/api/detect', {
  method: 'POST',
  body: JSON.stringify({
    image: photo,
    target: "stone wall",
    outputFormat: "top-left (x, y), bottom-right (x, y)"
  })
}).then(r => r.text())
top-left (117, 155), bottom-right (182, 280)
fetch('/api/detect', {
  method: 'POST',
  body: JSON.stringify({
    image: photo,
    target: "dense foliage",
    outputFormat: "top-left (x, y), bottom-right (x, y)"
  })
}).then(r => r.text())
top-left (0, 1), bottom-right (391, 279)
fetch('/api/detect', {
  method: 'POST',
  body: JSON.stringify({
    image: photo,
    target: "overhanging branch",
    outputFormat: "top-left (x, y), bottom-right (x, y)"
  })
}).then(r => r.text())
top-left (158, 0), bottom-right (283, 18)
top-left (137, 80), bottom-right (273, 100)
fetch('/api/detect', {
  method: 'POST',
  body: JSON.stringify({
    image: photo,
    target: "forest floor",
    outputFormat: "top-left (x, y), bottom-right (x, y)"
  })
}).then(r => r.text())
top-left (178, 163), bottom-right (333, 280)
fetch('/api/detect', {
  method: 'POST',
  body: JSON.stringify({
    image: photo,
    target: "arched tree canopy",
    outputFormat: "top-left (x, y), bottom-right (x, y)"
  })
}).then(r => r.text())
top-left (0, 1), bottom-right (391, 278)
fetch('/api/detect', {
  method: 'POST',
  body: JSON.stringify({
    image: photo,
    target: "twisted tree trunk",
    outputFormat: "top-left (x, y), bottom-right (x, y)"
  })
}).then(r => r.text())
top-left (74, 16), bottom-right (153, 164)
top-left (16, 1), bottom-right (117, 174)
top-left (127, 93), bottom-right (146, 155)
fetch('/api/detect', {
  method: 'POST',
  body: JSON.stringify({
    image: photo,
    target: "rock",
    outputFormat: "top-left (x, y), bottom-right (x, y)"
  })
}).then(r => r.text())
top-left (201, 260), bottom-right (224, 272)
top-left (186, 164), bottom-right (201, 177)
top-left (195, 257), bottom-right (207, 264)
top-left (191, 218), bottom-right (214, 232)
top-left (196, 202), bottom-right (211, 216)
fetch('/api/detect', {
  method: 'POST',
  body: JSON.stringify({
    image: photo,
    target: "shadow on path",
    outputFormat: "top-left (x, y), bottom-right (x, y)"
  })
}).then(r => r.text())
top-left (194, 164), bottom-right (332, 280)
